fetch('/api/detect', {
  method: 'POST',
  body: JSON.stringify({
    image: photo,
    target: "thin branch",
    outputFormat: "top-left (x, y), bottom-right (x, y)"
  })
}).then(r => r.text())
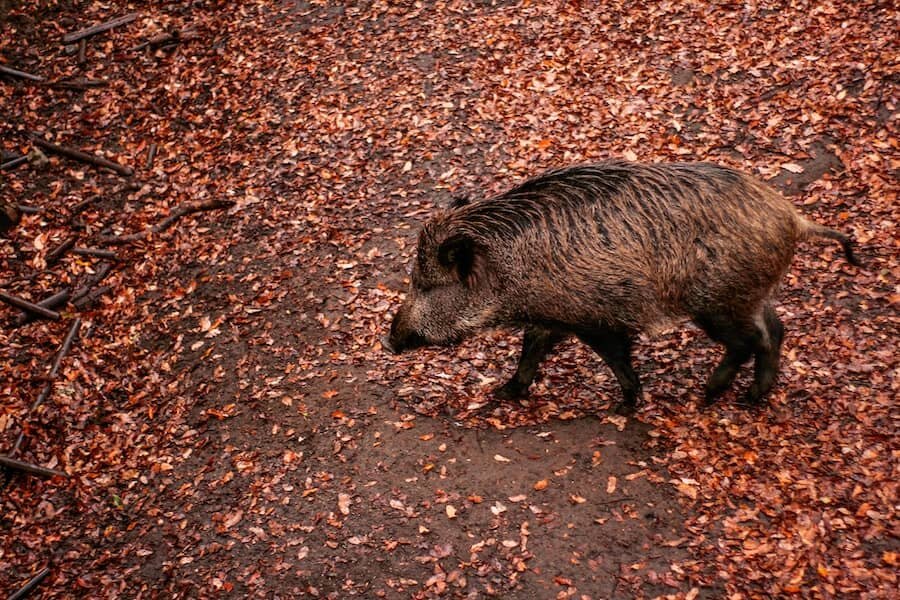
top-left (11, 319), bottom-right (82, 456)
top-left (14, 289), bottom-right (70, 327)
top-left (70, 182), bottom-right (141, 216)
top-left (63, 12), bottom-right (140, 44)
top-left (131, 28), bottom-right (199, 51)
top-left (73, 285), bottom-right (111, 310)
top-left (72, 247), bottom-right (117, 260)
top-left (46, 236), bottom-right (78, 265)
top-left (145, 143), bottom-right (157, 169)
top-left (46, 78), bottom-right (108, 91)
top-left (0, 291), bottom-right (61, 320)
top-left (7, 567), bottom-right (51, 600)
top-left (0, 64), bottom-right (43, 82)
top-left (32, 137), bottom-right (133, 177)
top-left (1, 155), bottom-right (28, 171)
top-left (71, 262), bottom-right (113, 303)
top-left (99, 199), bottom-right (234, 245)
top-left (0, 455), bottom-right (68, 478)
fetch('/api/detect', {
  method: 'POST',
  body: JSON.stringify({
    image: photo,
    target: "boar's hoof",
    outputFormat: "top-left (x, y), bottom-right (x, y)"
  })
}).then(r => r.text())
top-left (493, 380), bottom-right (528, 400)
top-left (612, 400), bottom-right (636, 416)
top-left (701, 390), bottom-right (724, 407)
top-left (739, 384), bottom-right (769, 408)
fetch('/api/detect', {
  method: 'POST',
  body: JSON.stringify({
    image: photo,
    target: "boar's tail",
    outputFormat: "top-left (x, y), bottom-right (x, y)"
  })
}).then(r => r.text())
top-left (798, 217), bottom-right (862, 267)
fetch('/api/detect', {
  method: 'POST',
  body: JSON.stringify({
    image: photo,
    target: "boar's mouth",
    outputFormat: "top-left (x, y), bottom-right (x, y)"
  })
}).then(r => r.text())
top-left (384, 328), bottom-right (462, 355)
top-left (384, 317), bottom-right (431, 354)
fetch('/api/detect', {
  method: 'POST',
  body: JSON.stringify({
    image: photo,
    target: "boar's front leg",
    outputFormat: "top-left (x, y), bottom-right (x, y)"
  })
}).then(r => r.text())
top-left (576, 328), bottom-right (642, 414)
top-left (494, 325), bottom-right (566, 400)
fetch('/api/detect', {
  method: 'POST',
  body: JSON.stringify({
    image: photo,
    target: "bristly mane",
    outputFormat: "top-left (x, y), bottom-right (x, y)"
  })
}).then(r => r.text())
top-left (430, 160), bottom-right (747, 244)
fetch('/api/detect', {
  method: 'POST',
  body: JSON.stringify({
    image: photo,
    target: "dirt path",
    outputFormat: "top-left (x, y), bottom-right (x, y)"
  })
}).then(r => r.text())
top-left (112, 221), bottom-right (705, 598)
top-left (2, 1), bottom-right (896, 598)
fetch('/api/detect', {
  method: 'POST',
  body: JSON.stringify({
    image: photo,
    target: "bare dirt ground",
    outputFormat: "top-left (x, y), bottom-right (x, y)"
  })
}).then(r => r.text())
top-left (1, 1), bottom-right (897, 599)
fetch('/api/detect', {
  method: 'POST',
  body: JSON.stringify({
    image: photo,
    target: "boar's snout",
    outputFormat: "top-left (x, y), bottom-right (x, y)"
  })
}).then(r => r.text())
top-left (385, 308), bottom-right (428, 354)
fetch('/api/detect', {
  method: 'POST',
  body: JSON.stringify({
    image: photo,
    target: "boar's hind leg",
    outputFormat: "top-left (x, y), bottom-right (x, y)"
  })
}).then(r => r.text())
top-left (696, 305), bottom-right (783, 406)
top-left (746, 305), bottom-right (784, 405)
top-left (575, 328), bottom-right (641, 414)
top-left (494, 326), bottom-right (566, 400)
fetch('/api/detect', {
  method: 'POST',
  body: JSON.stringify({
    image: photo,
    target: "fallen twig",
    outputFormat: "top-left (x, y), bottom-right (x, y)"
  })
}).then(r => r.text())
top-left (63, 12), bottom-right (140, 44)
top-left (70, 183), bottom-right (141, 216)
top-left (10, 318), bottom-right (82, 456)
top-left (73, 285), bottom-right (111, 310)
top-left (7, 567), bottom-right (51, 600)
top-left (1, 155), bottom-right (28, 171)
top-left (0, 455), bottom-right (68, 478)
top-left (46, 235), bottom-right (78, 265)
top-left (71, 262), bottom-right (113, 303)
top-left (14, 289), bottom-right (70, 327)
top-left (32, 137), bottom-right (134, 177)
top-left (77, 38), bottom-right (87, 64)
top-left (0, 64), bottom-right (44, 82)
top-left (0, 291), bottom-right (61, 320)
top-left (145, 143), bottom-right (157, 169)
top-left (595, 496), bottom-right (635, 506)
top-left (70, 195), bottom-right (100, 215)
top-left (72, 247), bottom-right (117, 260)
top-left (131, 28), bottom-right (199, 51)
top-left (46, 78), bottom-right (108, 91)
top-left (99, 199), bottom-right (234, 245)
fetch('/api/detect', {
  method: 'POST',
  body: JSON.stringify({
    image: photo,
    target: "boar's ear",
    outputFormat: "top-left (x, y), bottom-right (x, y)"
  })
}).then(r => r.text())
top-left (448, 195), bottom-right (470, 209)
top-left (437, 234), bottom-right (477, 285)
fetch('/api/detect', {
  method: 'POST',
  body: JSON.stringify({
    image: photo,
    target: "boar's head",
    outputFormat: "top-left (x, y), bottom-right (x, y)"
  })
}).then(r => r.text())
top-left (386, 220), bottom-right (500, 354)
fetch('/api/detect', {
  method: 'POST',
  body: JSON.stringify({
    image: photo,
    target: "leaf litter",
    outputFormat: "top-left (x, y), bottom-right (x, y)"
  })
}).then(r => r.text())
top-left (1, 1), bottom-right (896, 598)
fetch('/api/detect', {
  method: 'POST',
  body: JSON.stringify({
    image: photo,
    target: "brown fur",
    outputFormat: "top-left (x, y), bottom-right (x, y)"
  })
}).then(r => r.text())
top-left (387, 160), bottom-right (860, 410)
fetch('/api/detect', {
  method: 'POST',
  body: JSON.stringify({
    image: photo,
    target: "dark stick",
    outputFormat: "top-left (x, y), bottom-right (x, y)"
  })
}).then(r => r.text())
top-left (77, 38), bottom-right (86, 64)
top-left (595, 496), bottom-right (635, 506)
top-left (71, 262), bottom-right (112, 303)
top-left (63, 12), bottom-right (140, 44)
top-left (11, 318), bottom-right (82, 456)
top-left (0, 455), bottom-right (68, 478)
top-left (32, 137), bottom-right (133, 177)
top-left (7, 567), bottom-right (51, 600)
top-left (0, 64), bottom-right (44, 82)
top-left (17, 205), bottom-right (41, 215)
top-left (46, 235), bottom-right (78, 265)
top-left (145, 143), bottom-right (157, 169)
top-left (47, 78), bottom-right (107, 90)
top-left (99, 199), bottom-right (234, 244)
top-left (72, 285), bottom-right (111, 309)
top-left (70, 182), bottom-right (139, 216)
top-left (70, 194), bottom-right (100, 215)
top-left (131, 28), bottom-right (198, 51)
top-left (1, 155), bottom-right (28, 170)
top-left (0, 291), bottom-right (61, 320)
top-left (72, 247), bottom-right (117, 260)
top-left (14, 289), bottom-right (70, 326)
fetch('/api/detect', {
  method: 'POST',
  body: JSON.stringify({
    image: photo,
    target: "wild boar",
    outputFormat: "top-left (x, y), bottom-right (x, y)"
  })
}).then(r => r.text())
top-left (385, 160), bottom-right (860, 413)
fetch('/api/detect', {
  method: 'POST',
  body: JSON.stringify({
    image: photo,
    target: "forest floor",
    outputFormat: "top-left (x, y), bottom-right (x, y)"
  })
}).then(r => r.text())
top-left (1, 1), bottom-right (897, 599)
